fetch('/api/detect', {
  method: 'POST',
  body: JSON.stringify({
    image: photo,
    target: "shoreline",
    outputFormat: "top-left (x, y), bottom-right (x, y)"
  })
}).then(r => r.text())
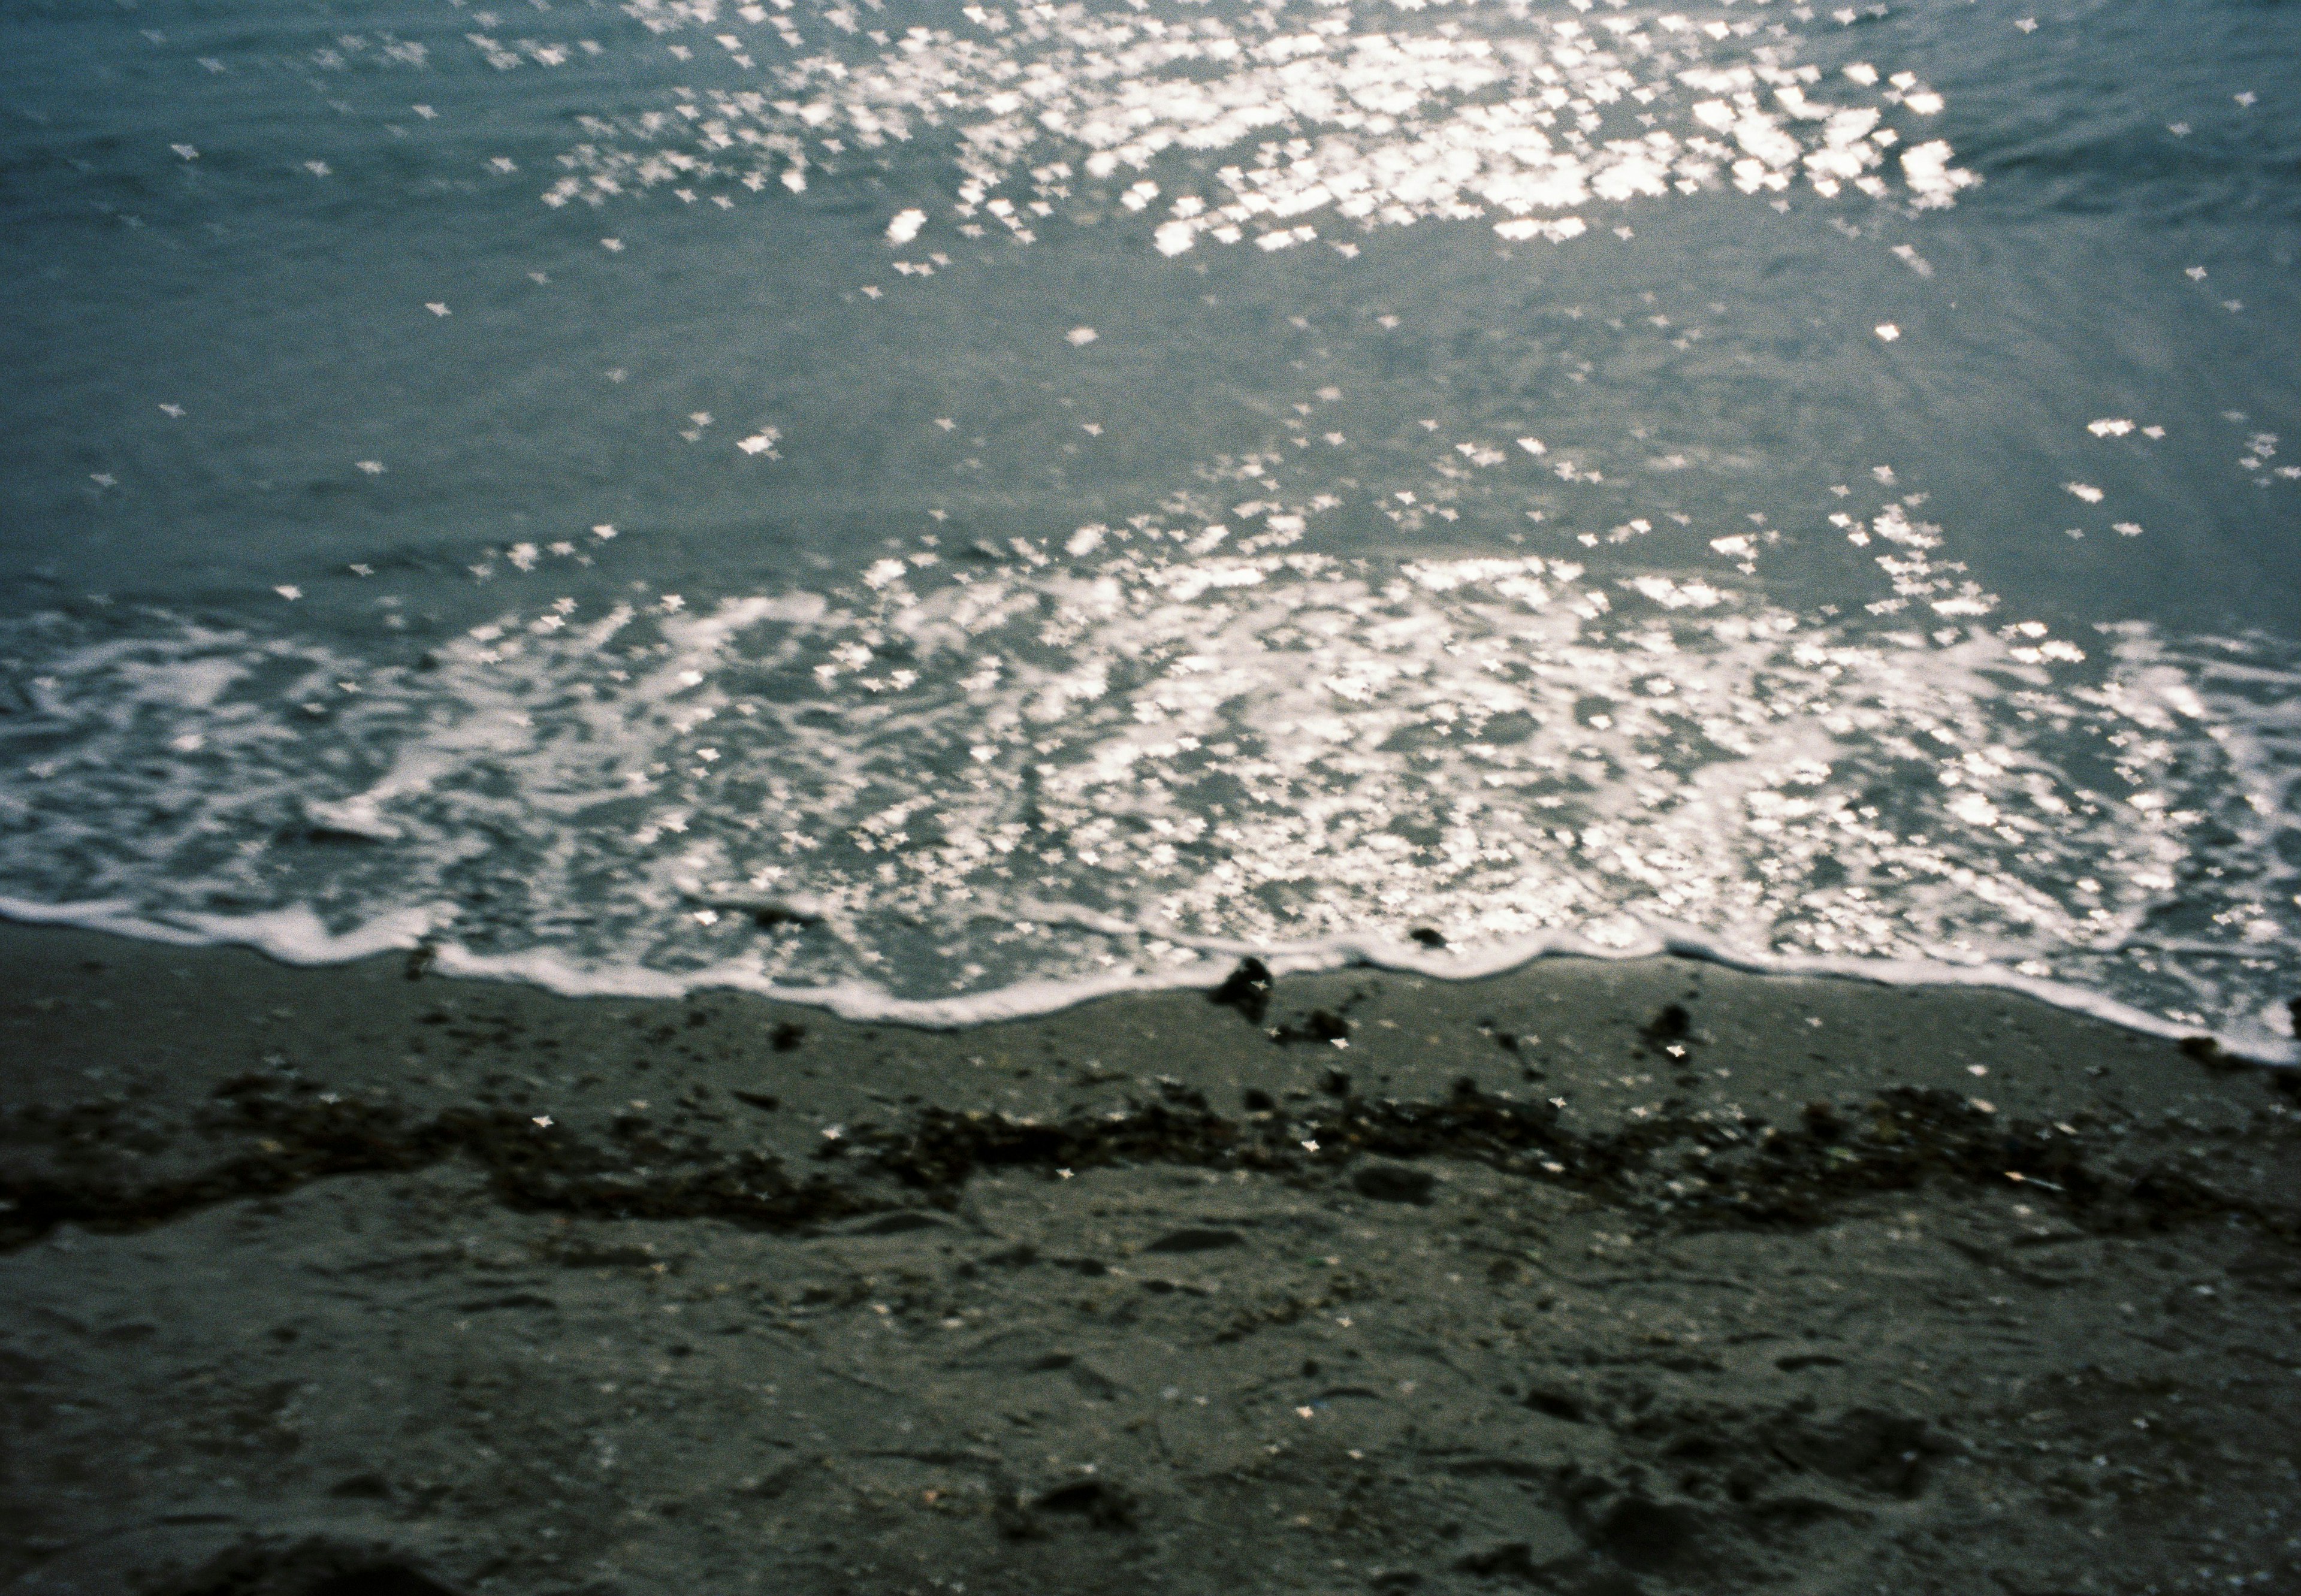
top-left (5, 899), bottom-right (2294, 1066)
top-left (4, 920), bottom-right (2299, 1595)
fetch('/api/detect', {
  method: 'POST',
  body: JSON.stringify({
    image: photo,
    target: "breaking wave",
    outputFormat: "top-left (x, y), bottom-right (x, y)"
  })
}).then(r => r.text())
top-left (2, 492), bottom-right (2293, 1058)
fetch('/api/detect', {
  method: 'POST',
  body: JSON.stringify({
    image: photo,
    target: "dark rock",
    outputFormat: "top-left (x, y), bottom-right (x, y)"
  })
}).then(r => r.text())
top-left (2180, 1035), bottom-right (2246, 1071)
top-left (1209, 957), bottom-right (1274, 1025)
top-left (1273, 1008), bottom-right (1351, 1045)
top-left (770, 1021), bottom-right (807, 1051)
top-left (1409, 927), bottom-right (1447, 948)
top-left (844, 1210), bottom-right (951, 1235)
top-left (1034, 1476), bottom-right (1136, 1529)
top-left (1242, 1087), bottom-right (1277, 1113)
top-left (1524, 1389), bottom-right (1587, 1423)
top-left (747, 903), bottom-right (822, 930)
top-left (1352, 1161), bottom-right (1436, 1204)
top-left (1321, 1066), bottom-right (1354, 1098)
top-left (1142, 1226), bottom-right (1245, 1253)
top-left (1641, 1003), bottom-right (1692, 1043)
top-left (1775, 1353), bottom-right (1844, 1373)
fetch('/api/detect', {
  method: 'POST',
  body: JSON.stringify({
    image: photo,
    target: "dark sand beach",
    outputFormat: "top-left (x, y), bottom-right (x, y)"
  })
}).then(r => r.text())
top-left (3, 922), bottom-right (2298, 1596)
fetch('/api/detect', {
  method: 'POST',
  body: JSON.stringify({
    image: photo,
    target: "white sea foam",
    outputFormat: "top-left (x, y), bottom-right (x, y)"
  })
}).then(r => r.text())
top-left (2, 500), bottom-right (2294, 1060)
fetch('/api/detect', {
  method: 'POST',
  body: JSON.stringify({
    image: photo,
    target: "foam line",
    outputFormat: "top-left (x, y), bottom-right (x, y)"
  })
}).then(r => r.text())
top-left (6, 896), bottom-right (2290, 1067)
top-left (0, 896), bottom-right (215, 949)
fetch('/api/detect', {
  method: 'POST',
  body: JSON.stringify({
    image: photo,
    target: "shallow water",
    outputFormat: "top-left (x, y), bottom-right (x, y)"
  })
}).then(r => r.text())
top-left (1, 0), bottom-right (2295, 1053)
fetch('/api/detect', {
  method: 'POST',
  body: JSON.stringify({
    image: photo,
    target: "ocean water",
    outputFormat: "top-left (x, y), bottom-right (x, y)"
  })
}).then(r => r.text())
top-left (1, 0), bottom-right (2296, 1055)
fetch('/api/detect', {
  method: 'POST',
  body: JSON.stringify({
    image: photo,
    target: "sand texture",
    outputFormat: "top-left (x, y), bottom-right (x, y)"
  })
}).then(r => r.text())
top-left (3, 923), bottom-right (2299, 1596)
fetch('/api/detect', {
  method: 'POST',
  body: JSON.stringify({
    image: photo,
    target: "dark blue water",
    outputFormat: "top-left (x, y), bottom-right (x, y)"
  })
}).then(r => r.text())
top-left (2, 0), bottom-right (2296, 1054)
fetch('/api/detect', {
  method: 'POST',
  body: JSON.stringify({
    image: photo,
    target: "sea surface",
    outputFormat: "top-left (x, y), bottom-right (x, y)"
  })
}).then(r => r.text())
top-left (1, 0), bottom-right (2296, 1054)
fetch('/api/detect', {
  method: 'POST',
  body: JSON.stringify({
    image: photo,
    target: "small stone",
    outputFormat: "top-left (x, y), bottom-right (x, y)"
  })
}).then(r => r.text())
top-left (1033, 1476), bottom-right (1134, 1529)
top-left (1642, 1002), bottom-right (1692, 1042)
top-left (2179, 1035), bottom-right (2240, 1070)
top-left (1142, 1226), bottom-right (1245, 1253)
top-left (1209, 957), bottom-right (1273, 1025)
top-left (1352, 1162), bottom-right (1436, 1204)
top-left (845, 1211), bottom-right (951, 1235)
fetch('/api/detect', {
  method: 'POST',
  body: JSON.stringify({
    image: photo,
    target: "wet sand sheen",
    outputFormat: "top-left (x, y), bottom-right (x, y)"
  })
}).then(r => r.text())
top-left (2, 921), bottom-right (2297, 1595)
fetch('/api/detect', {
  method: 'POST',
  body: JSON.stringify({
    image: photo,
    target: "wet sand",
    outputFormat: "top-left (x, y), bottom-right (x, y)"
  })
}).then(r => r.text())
top-left (2, 921), bottom-right (2298, 1596)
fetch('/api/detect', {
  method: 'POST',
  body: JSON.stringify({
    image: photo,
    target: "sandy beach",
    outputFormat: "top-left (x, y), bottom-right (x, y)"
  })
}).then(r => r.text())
top-left (2, 921), bottom-right (2297, 1596)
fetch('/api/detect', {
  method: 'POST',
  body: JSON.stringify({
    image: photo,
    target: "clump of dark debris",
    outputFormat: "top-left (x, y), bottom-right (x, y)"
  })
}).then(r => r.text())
top-left (4, 1062), bottom-right (2294, 1253)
